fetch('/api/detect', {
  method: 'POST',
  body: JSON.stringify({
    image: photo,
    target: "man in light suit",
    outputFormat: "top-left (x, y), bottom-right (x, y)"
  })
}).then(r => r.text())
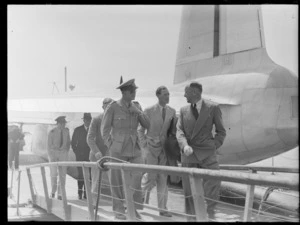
top-left (138, 86), bottom-right (176, 217)
top-left (47, 116), bottom-right (71, 200)
top-left (87, 98), bottom-right (114, 202)
top-left (176, 82), bottom-right (226, 220)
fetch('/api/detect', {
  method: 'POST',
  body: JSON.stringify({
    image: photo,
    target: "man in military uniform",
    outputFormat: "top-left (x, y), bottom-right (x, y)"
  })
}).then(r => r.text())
top-left (87, 97), bottom-right (114, 204)
top-left (47, 116), bottom-right (71, 200)
top-left (101, 78), bottom-right (149, 220)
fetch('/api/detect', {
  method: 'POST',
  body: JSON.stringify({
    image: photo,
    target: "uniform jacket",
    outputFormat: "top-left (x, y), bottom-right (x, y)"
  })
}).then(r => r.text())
top-left (47, 127), bottom-right (71, 153)
top-left (71, 124), bottom-right (90, 161)
top-left (87, 113), bottom-right (107, 162)
top-left (101, 99), bottom-right (150, 157)
top-left (138, 103), bottom-right (176, 158)
top-left (176, 99), bottom-right (226, 163)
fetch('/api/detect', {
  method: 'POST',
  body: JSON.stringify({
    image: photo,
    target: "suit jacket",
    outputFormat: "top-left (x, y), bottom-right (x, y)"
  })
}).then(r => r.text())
top-left (101, 99), bottom-right (149, 157)
top-left (138, 103), bottom-right (176, 158)
top-left (71, 124), bottom-right (90, 161)
top-left (176, 99), bottom-right (226, 163)
top-left (87, 113), bottom-right (107, 162)
top-left (47, 127), bottom-right (70, 153)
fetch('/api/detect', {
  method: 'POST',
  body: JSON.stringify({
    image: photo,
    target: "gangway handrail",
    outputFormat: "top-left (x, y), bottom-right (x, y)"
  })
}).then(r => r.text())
top-left (22, 160), bottom-right (299, 222)
top-left (219, 164), bottom-right (299, 173)
top-left (102, 162), bottom-right (298, 191)
top-left (25, 161), bottom-right (299, 190)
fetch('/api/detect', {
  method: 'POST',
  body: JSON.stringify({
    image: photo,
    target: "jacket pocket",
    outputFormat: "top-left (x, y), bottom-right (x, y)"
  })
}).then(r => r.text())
top-left (110, 133), bottom-right (125, 153)
top-left (113, 114), bottom-right (127, 128)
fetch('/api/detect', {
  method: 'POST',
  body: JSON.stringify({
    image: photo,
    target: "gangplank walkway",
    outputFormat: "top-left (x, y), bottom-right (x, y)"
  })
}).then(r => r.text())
top-left (8, 165), bottom-right (297, 222)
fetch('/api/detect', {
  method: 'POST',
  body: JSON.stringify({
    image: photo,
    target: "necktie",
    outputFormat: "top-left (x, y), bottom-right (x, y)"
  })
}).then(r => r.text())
top-left (60, 129), bottom-right (63, 148)
top-left (162, 107), bottom-right (166, 121)
top-left (191, 104), bottom-right (199, 120)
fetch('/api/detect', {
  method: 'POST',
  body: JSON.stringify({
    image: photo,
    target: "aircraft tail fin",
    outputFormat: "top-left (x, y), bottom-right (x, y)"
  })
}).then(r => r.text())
top-left (174, 5), bottom-right (275, 84)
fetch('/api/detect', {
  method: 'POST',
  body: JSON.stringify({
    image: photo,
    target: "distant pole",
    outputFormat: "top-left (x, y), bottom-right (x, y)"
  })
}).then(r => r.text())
top-left (65, 66), bottom-right (67, 92)
top-left (271, 157), bottom-right (275, 175)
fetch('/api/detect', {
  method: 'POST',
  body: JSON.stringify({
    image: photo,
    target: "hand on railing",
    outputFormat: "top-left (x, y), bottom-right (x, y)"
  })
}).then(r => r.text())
top-left (97, 156), bottom-right (130, 172)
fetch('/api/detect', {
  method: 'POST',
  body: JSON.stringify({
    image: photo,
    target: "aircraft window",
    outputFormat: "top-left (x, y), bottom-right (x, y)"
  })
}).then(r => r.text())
top-left (291, 96), bottom-right (298, 118)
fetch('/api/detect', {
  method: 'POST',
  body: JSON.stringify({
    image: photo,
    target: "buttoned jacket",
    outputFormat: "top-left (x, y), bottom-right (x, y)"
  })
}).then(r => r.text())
top-left (138, 103), bottom-right (176, 158)
top-left (101, 99), bottom-right (149, 156)
top-left (176, 99), bottom-right (226, 163)
top-left (47, 126), bottom-right (71, 153)
top-left (71, 124), bottom-right (90, 161)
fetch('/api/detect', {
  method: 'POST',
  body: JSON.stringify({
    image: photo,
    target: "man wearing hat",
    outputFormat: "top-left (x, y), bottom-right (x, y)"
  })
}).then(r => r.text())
top-left (101, 78), bottom-right (150, 220)
top-left (87, 97), bottom-right (114, 204)
top-left (71, 113), bottom-right (92, 200)
top-left (47, 116), bottom-right (71, 200)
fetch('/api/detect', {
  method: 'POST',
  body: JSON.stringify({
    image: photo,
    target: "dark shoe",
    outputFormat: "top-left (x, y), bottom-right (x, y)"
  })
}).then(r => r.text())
top-left (78, 194), bottom-right (82, 200)
top-left (57, 195), bottom-right (62, 200)
top-left (159, 211), bottom-right (172, 217)
top-left (50, 193), bottom-right (55, 198)
top-left (208, 210), bottom-right (216, 220)
top-left (115, 213), bottom-right (126, 220)
top-left (83, 195), bottom-right (87, 200)
top-left (135, 210), bottom-right (142, 220)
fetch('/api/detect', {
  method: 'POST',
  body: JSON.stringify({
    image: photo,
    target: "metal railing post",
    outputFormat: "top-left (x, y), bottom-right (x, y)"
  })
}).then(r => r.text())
top-left (26, 168), bottom-right (36, 204)
top-left (9, 168), bottom-right (14, 198)
top-left (121, 169), bottom-right (136, 221)
top-left (243, 184), bottom-right (255, 221)
top-left (243, 169), bottom-right (257, 221)
top-left (16, 170), bottom-right (21, 216)
top-left (83, 165), bottom-right (95, 221)
top-left (58, 166), bottom-right (70, 221)
top-left (189, 174), bottom-right (208, 221)
top-left (41, 167), bottom-right (51, 213)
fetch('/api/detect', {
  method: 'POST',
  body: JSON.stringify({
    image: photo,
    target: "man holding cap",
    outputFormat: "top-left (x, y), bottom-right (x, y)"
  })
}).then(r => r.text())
top-left (47, 116), bottom-right (71, 200)
top-left (71, 113), bottom-right (92, 200)
top-left (87, 98), bottom-right (114, 203)
top-left (101, 78), bottom-right (149, 220)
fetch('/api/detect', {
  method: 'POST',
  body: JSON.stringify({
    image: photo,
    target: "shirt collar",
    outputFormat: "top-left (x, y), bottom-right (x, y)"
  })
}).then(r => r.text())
top-left (194, 99), bottom-right (203, 112)
top-left (157, 103), bottom-right (166, 112)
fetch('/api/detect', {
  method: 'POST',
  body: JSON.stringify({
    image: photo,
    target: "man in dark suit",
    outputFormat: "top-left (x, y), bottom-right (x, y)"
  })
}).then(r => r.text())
top-left (8, 125), bottom-right (24, 170)
top-left (71, 113), bottom-right (92, 199)
top-left (176, 82), bottom-right (226, 220)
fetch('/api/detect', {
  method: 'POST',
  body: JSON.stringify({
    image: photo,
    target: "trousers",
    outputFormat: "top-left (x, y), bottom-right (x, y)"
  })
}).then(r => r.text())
top-left (8, 142), bottom-right (20, 170)
top-left (181, 154), bottom-right (221, 219)
top-left (108, 151), bottom-right (144, 214)
top-left (48, 150), bottom-right (68, 196)
top-left (141, 148), bottom-right (168, 211)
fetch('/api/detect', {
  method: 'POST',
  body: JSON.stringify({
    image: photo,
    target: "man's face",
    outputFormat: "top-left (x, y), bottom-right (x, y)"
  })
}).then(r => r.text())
top-left (158, 89), bottom-right (170, 105)
top-left (184, 86), bottom-right (194, 103)
top-left (102, 102), bottom-right (111, 111)
top-left (58, 122), bottom-right (66, 129)
top-left (123, 88), bottom-right (136, 101)
top-left (83, 118), bottom-right (91, 127)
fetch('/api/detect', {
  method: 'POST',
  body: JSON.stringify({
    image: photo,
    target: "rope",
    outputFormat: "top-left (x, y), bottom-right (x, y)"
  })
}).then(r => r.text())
top-left (94, 156), bottom-right (130, 221)
top-left (257, 186), bottom-right (277, 216)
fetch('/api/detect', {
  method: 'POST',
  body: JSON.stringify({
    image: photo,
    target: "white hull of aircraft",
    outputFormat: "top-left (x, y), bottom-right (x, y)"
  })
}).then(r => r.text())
top-left (8, 5), bottom-right (298, 165)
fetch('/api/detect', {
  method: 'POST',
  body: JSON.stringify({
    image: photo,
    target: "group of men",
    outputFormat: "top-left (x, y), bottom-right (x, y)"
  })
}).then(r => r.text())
top-left (46, 77), bottom-right (226, 221)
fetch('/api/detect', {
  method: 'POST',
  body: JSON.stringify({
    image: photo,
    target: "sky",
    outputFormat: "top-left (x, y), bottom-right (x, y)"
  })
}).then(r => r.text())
top-left (7, 5), bottom-right (298, 99)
